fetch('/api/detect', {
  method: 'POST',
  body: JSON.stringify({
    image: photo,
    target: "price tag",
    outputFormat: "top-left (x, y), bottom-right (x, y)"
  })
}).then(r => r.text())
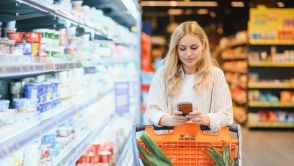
top-left (37, 129), bottom-right (43, 136)
top-left (73, 105), bottom-right (78, 112)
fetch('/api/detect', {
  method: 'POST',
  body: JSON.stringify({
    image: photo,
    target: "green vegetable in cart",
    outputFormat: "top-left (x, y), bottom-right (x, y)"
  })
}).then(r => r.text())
top-left (207, 144), bottom-right (237, 166)
top-left (137, 132), bottom-right (174, 166)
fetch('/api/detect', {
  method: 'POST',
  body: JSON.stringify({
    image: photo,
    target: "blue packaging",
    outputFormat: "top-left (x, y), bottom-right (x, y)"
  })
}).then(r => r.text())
top-left (25, 83), bottom-right (42, 103)
top-left (51, 82), bottom-right (59, 100)
top-left (13, 98), bottom-right (38, 112)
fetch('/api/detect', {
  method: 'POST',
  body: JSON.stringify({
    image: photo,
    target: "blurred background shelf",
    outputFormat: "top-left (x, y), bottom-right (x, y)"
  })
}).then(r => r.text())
top-left (249, 62), bottom-right (294, 67)
top-left (248, 123), bottom-right (294, 128)
top-left (248, 102), bottom-right (294, 108)
top-left (248, 83), bottom-right (294, 89)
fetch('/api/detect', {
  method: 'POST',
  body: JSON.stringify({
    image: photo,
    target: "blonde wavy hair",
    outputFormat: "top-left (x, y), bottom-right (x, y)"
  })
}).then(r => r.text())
top-left (163, 21), bottom-right (213, 98)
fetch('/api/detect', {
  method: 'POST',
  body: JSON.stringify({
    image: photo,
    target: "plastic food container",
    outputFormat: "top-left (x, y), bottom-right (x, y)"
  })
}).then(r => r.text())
top-left (13, 98), bottom-right (38, 112)
top-left (26, 32), bottom-right (41, 43)
top-left (7, 32), bottom-right (24, 42)
top-left (25, 83), bottom-right (44, 103)
top-left (0, 100), bottom-right (10, 110)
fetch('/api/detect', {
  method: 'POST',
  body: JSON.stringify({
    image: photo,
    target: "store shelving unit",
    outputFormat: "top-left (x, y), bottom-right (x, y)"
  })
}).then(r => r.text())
top-left (0, 0), bottom-right (134, 45)
top-left (0, 0), bottom-right (141, 165)
top-left (247, 46), bottom-right (294, 129)
top-left (248, 122), bottom-right (294, 128)
top-left (248, 102), bottom-right (294, 108)
top-left (0, 62), bottom-right (83, 78)
top-left (0, 91), bottom-right (112, 158)
top-left (248, 83), bottom-right (294, 89)
top-left (58, 114), bottom-right (115, 166)
top-left (220, 37), bottom-right (248, 125)
top-left (116, 136), bottom-right (133, 165)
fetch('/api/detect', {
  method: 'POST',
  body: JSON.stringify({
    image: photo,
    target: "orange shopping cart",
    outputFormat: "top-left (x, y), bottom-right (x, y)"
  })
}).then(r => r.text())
top-left (132, 123), bottom-right (242, 166)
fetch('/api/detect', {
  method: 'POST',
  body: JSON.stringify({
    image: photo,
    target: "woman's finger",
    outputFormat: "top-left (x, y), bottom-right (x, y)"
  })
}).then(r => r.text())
top-left (189, 111), bottom-right (202, 115)
top-left (173, 110), bottom-right (183, 115)
top-left (174, 116), bottom-right (188, 121)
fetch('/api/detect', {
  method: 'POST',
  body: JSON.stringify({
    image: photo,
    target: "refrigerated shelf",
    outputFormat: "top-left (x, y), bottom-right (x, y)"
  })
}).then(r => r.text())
top-left (116, 136), bottom-right (133, 166)
top-left (16, 0), bottom-right (113, 43)
top-left (0, 90), bottom-right (112, 159)
top-left (57, 114), bottom-right (115, 166)
top-left (0, 62), bottom-right (82, 78)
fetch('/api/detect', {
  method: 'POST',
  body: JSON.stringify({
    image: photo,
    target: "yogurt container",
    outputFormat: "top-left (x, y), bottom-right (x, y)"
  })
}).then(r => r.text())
top-left (25, 83), bottom-right (45, 103)
top-left (13, 98), bottom-right (38, 112)
top-left (0, 100), bottom-right (10, 110)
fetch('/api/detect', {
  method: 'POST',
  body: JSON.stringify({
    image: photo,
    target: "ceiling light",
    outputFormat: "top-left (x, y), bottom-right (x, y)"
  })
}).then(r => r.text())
top-left (168, 9), bottom-right (183, 15)
top-left (210, 11), bottom-right (216, 18)
top-left (140, 1), bottom-right (218, 7)
top-left (197, 9), bottom-right (209, 15)
top-left (277, 2), bottom-right (285, 7)
top-left (169, 1), bottom-right (177, 7)
top-left (231, 1), bottom-right (245, 7)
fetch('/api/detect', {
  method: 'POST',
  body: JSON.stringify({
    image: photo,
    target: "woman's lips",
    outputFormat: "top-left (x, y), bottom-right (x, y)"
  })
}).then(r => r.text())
top-left (185, 58), bottom-right (195, 62)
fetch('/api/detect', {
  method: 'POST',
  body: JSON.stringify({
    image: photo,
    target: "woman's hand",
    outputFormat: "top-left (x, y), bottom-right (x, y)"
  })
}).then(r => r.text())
top-left (186, 111), bottom-right (210, 127)
top-left (159, 110), bottom-right (189, 126)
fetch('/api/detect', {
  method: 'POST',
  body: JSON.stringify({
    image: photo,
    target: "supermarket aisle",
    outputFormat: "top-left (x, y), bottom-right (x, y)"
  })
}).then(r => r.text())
top-left (242, 127), bottom-right (294, 166)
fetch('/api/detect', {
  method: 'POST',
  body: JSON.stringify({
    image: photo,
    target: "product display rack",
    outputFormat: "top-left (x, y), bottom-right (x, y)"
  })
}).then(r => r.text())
top-left (0, 61), bottom-right (83, 78)
top-left (0, 0), bottom-right (141, 165)
top-left (116, 136), bottom-right (133, 165)
top-left (58, 114), bottom-right (115, 166)
top-left (219, 37), bottom-right (248, 125)
top-left (247, 44), bottom-right (294, 129)
top-left (0, 90), bottom-right (112, 159)
top-left (0, 0), bottom-right (133, 46)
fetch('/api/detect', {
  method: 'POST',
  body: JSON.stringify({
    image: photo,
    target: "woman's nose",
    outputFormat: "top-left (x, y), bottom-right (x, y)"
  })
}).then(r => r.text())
top-left (186, 48), bottom-right (193, 56)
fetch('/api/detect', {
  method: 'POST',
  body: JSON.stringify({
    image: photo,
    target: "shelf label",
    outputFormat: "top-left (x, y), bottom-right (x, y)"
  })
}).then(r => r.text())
top-left (114, 82), bottom-right (130, 114)
top-left (37, 129), bottom-right (43, 136)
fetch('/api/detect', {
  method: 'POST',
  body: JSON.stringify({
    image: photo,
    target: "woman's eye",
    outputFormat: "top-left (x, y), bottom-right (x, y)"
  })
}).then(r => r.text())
top-left (179, 48), bottom-right (186, 51)
top-left (191, 47), bottom-right (198, 50)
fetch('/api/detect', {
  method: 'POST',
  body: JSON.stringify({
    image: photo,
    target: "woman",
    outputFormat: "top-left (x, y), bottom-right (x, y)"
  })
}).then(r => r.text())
top-left (144, 21), bottom-right (233, 133)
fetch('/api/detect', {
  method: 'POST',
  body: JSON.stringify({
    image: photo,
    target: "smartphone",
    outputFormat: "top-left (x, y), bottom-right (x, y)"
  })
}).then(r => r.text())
top-left (177, 102), bottom-right (193, 116)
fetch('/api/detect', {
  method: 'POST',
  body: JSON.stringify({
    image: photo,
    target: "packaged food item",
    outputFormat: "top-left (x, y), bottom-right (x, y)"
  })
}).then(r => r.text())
top-left (0, 100), bottom-right (10, 110)
top-left (280, 91), bottom-right (293, 103)
top-left (7, 32), bottom-right (24, 42)
top-left (277, 111), bottom-right (287, 123)
top-left (0, 38), bottom-right (15, 54)
top-left (14, 43), bottom-right (33, 55)
top-left (13, 98), bottom-right (38, 112)
top-left (25, 83), bottom-right (43, 103)
top-left (11, 81), bottom-right (25, 96)
top-left (25, 32), bottom-right (41, 43)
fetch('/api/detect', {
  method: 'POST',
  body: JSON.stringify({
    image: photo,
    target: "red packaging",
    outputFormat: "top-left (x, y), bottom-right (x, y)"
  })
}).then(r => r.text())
top-left (26, 32), bottom-right (41, 43)
top-left (7, 32), bottom-right (24, 42)
top-left (93, 144), bottom-right (100, 156)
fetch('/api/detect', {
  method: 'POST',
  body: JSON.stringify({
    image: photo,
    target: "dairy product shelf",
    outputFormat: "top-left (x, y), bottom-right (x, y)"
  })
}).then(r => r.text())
top-left (116, 136), bottom-right (132, 166)
top-left (0, 90), bottom-right (113, 159)
top-left (0, 62), bottom-right (82, 78)
top-left (57, 114), bottom-right (115, 166)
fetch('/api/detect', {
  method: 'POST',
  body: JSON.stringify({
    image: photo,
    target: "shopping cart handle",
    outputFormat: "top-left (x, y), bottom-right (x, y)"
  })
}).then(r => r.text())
top-left (136, 124), bottom-right (239, 132)
top-left (136, 125), bottom-right (210, 132)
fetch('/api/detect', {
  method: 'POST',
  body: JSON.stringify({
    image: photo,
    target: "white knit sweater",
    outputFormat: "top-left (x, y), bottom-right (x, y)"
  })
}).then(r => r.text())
top-left (144, 66), bottom-right (233, 133)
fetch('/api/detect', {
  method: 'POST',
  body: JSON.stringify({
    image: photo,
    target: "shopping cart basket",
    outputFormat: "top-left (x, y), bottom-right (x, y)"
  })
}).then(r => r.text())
top-left (132, 123), bottom-right (242, 166)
